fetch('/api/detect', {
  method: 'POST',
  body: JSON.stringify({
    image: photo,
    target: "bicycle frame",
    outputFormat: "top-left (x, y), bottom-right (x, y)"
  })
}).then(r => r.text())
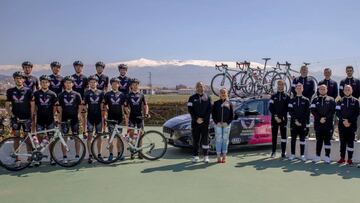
top-left (105, 123), bottom-right (153, 153)
top-left (12, 127), bottom-right (68, 158)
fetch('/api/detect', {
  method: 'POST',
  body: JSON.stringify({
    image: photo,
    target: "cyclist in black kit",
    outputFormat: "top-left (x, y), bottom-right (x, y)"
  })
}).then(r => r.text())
top-left (71, 60), bottom-right (88, 138)
top-left (339, 65), bottom-right (360, 99)
top-left (95, 61), bottom-right (109, 131)
top-left (58, 76), bottom-right (82, 164)
top-left (95, 61), bottom-right (109, 91)
top-left (33, 75), bottom-right (58, 165)
top-left (22, 61), bottom-right (39, 93)
top-left (49, 61), bottom-right (64, 96)
top-left (117, 64), bottom-right (131, 95)
top-left (5, 71), bottom-right (35, 167)
top-left (125, 78), bottom-right (149, 159)
top-left (103, 77), bottom-right (127, 161)
top-left (84, 75), bottom-right (104, 163)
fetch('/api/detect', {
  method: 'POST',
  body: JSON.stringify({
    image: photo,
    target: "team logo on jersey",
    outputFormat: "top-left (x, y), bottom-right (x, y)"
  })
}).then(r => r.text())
top-left (120, 82), bottom-right (128, 89)
top-left (24, 80), bottom-right (34, 88)
top-left (12, 95), bottom-right (25, 103)
top-left (64, 96), bottom-right (75, 106)
top-left (110, 96), bottom-right (121, 104)
top-left (39, 97), bottom-right (50, 106)
top-left (90, 96), bottom-right (100, 104)
top-left (97, 81), bottom-right (105, 88)
top-left (74, 81), bottom-right (83, 88)
top-left (131, 97), bottom-right (141, 105)
top-left (51, 80), bottom-right (61, 88)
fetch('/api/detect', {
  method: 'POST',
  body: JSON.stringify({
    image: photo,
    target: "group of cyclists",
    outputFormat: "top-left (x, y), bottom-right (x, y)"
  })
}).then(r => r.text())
top-left (270, 65), bottom-right (360, 167)
top-left (5, 61), bottom-right (149, 167)
top-left (5, 60), bottom-right (360, 168)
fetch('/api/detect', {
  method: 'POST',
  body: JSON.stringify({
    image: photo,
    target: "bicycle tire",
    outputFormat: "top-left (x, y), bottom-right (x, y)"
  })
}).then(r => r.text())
top-left (138, 130), bottom-right (167, 161)
top-left (91, 133), bottom-right (124, 164)
top-left (211, 73), bottom-right (232, 96)
top-left (0, 136), bottom-right (32, 171)
top-left (241, 75), bottom-right (255, 95)
top-left (231, 71), bottom-right (247, 97)
top-left (50, 135), bottom-right (86, 167)
top-left (271, 72), bottom-right (292, 94)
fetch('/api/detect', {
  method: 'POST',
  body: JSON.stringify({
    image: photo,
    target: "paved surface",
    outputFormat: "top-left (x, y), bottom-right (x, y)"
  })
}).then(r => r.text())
top-left (1, 127), bottom-right (360, 203)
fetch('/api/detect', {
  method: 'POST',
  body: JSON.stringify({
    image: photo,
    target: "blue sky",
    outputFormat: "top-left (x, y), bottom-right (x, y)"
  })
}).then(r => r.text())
top-left (1, 0), bottom-right (360, 66)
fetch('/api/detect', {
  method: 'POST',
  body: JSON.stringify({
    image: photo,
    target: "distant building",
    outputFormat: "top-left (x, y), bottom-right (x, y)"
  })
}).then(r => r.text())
top-left (177, 88), bottom-right (194, 95)
top-left (139, 85), bottom-right (157, 95)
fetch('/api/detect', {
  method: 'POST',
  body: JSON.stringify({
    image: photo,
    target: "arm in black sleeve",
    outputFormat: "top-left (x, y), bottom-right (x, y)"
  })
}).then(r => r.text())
top-left (228, 103), bottom-right (234, 125)
top-left (334, 81), bottom-right (338, 99)
top-left (305, 100), bottom-right (311, 124)
top-left (211, 101), bottom-right (218, 124)
top-left (349, 100), bottom-right (360, 124)
top-left (325, 99), bottom-right (336, 121)
top-left (309, 80), bottom-right (315, 99)
top-left (204, 96), bottom-right (212, 122)
top-left (187, 96), bottom-right (196, 121)
top-left (310, 98), bottom-right (320, 123)
top-left (335, 101), bottom-right (342, 120)
top-left (291, 79), bottom-right (297, 97)
top-left (339, 81), bottom-right (344, 97)
top-left (269, 95), bottom-right (275, 115)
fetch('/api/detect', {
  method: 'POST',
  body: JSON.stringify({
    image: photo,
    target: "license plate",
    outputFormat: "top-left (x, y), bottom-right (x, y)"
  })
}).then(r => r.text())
top-left (231, 138), bottom-right (242, 144)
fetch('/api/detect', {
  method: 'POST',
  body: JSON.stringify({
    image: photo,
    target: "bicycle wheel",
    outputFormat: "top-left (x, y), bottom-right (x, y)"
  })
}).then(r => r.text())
top-left (0, 136), bottom-right (32, 171)
top-left (241, 75), bottom-right (255, 95)
top-left (271, 73), bottom-right (292, 94)
top-left (262, 70), bottom-right (278, 94)
top-left (138, 130), bottom-right (167, 161)
top-left (231, 71), bottom-right (247, 97)
top-left (91, 133), bottom-right (124, 164)
top-left (211, 73), bottom-right (232, 96)
top-left (50, 135), bottom-right (86, 167)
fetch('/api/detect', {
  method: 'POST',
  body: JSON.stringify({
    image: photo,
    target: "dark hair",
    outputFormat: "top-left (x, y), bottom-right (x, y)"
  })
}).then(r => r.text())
top-left (346, 65), bottom-right (354, 70)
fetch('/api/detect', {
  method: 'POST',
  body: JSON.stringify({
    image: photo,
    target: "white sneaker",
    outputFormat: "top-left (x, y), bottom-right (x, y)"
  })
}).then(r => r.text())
top-left (301, 155), bottom-right (307, 162)
top-left (313, 156), bottom-right (321, 163)
top-left (192, 156), bottom-right (200, 163)
top-left (63, 157), bottom-right (68, 164)
top-left (289, 154), bottom-right (296, 160)
top-left (324, 156), bottom-right (331, 164)
top-left (270, 152), bottom-right (276, 158)
top-left (204, 156), bottom-right (210, 163)
top-left (357, 163), bottom-right (360, 168)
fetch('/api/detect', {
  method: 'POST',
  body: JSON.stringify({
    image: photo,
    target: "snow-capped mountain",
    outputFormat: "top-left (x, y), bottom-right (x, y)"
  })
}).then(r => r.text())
top-left (0, 58), bottom-right (349, 87)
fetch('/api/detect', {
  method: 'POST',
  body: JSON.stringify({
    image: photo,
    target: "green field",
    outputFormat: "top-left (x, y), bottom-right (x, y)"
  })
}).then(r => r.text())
top-left (1, 127), bottom-right (360, 203)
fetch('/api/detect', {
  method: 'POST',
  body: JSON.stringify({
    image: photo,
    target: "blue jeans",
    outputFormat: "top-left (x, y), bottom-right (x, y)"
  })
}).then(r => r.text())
top-left (215, 125), bottom-right (231, 155)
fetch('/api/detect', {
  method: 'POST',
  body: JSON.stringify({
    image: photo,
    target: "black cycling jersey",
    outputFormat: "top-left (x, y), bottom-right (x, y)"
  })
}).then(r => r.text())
top-left (58, 90), bottom-right (82, 119)
top-left (24, 74), bottom-right (39, 92)
top-left (95, 74), bottom-right (109, 91)
top-left (118, 76), bottom-right (131, 95)
top-left (6, 87), bottom-right (33, 119)
top-left (126, 91), bottom-right (147, 119)
top-left (33, 89), bottom-right (57, 123)
top-left (72, 74), bottom-right (88, 98)
top-left (317, 79), bottom-right (338, 99)
top-left (49, 74), bottom-right (64, 96)
top-left (104, 90), bottom-right (125, 121)
top-left (339, 77), bottom-right (360, 98)
top-left (291, 76), bottom-right (315, 100)
top-left (84, 89), bottom-right (104, 121)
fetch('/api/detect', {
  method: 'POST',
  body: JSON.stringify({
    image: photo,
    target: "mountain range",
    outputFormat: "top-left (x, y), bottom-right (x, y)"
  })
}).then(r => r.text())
top-left (0, 58), bottom-right (350, 87)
